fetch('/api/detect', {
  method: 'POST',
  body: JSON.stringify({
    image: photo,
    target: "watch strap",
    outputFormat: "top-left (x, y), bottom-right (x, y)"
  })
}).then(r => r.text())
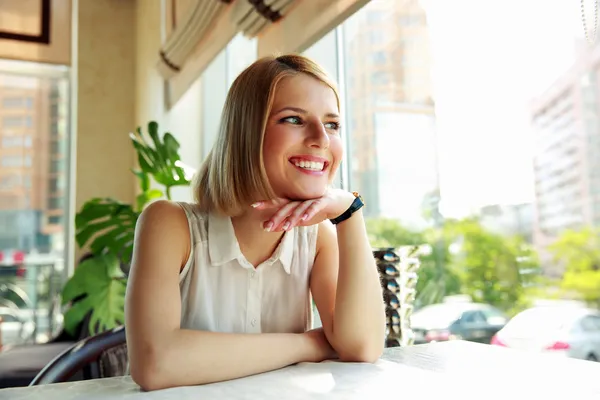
top-left (330, 192), bottom-right (364, 225)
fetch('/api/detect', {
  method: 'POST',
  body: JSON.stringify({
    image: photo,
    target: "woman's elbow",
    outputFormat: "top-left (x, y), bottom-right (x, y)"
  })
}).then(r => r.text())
top-left (129, 349), bottom-right (171, 391)
top-left (338, 342), bottom-right (383, 364)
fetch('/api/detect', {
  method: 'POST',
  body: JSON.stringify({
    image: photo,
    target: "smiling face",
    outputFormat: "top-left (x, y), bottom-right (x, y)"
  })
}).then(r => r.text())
top-left (262, 73), bottom-right (342, 200)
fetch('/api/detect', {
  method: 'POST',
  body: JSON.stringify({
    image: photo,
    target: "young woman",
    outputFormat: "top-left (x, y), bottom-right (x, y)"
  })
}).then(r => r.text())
top-left (125, 54), bottom-right (386, 391)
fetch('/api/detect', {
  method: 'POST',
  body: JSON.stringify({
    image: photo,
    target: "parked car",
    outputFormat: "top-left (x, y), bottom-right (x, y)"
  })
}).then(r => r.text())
top-left (491, 306), bottom-right (600, 362)
top-left (411, 302), bottom-right (508, 345)
top-left (0, 306), bottom-right (34, 347)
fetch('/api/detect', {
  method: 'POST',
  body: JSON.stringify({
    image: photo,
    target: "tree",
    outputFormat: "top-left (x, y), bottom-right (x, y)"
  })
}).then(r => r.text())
top-left (548, 228), bottom-right (600, 308)
top-left (443, 218), bottom-right (539, 311)
top-left (365, 218), bottom-right (461, 307)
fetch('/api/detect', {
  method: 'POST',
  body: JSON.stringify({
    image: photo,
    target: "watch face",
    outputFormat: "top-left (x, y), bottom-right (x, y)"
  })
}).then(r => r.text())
top-left (352, 191), bottom-right (364, 204)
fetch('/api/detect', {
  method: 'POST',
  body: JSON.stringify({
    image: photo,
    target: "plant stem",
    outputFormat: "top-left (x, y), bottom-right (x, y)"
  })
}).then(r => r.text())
top-left (166, 186), bottom-right (172, 200)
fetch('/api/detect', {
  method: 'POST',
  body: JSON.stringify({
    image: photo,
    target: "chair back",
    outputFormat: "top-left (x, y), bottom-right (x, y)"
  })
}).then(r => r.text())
top-left (29, 325), bottom-right (127, 386)
top-left (375, 246), bottom-right (424, 347)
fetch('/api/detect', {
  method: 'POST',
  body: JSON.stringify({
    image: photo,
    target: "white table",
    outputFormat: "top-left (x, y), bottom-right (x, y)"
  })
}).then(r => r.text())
top-left (1, 341), bottom-right (600, 399)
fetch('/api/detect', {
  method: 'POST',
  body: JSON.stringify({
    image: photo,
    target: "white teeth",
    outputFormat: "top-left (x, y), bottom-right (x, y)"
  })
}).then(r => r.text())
top-left (293, 160), bottom-right (324, 171)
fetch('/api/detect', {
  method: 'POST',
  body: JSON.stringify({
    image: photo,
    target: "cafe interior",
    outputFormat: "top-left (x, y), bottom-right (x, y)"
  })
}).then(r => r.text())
top-left (0, 0), bottom-right (600, 398)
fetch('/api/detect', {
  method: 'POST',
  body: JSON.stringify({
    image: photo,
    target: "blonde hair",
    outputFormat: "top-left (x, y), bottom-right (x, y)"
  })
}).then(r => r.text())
top-left (193, 54), bottom-right (340, 216)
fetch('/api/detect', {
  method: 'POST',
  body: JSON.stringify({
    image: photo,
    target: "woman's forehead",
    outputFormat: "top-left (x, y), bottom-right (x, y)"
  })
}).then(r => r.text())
top-left (272, 74), bottom-right (339, 114)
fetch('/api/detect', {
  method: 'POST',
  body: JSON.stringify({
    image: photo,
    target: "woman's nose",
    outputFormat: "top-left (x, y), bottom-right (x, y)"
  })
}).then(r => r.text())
top-left (306, 121), bottom-right (330, 149)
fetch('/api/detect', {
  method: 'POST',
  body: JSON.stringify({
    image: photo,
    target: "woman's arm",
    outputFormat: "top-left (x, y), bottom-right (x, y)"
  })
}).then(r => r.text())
top-left (125, 200), bottom-right (332, 391)
top-left (310, 210), bottom-right (386, 362)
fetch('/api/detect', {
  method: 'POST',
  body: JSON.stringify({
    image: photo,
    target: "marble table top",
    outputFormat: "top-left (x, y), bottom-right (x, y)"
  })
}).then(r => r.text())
top-left (1, 341), bottom-right (599, 399)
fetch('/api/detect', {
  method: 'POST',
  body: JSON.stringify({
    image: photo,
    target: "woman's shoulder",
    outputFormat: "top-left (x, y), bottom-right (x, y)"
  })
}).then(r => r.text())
top-left (138, 200), bottom-right (189, 228)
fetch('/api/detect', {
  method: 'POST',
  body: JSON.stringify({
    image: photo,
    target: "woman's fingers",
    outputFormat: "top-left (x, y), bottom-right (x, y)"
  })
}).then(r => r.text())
top-left (299, 200), bottom-right (326, 225)
top-left (265, 199), bottom-right (328, 231)
top-left (263, 201), bottom-right (300, 231)
top-left (285, 200), bottom-right (317, 228)
top-left (251, 198), bottom-right (289, 210)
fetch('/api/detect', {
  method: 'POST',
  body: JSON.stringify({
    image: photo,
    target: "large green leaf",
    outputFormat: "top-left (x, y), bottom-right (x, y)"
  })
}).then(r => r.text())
top-left (75, 198), bottom-right (139, 263)
top-left (61, 254), bottom-right (126, 335)
top-left (129, 121), bottom-right (191, 196)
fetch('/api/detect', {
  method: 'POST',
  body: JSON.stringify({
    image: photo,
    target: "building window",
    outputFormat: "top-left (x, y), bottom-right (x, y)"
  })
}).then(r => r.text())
top-left (48, 197), bottom-right (64, 210)
top-left (48, 215), bottom-right (62, 224)
top-left (1, 136), bottom-right (23, 147)
top-left (1, 156), bottom-right (22, 167)
top-left (2, 116), bottom-right (24, 128)
top-left (2, 97), bottom-right (24, 108)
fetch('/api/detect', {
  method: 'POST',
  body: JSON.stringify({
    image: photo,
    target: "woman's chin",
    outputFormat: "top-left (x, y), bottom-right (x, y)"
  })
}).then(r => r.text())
top-left (284, 187), bottom-right (327, 201)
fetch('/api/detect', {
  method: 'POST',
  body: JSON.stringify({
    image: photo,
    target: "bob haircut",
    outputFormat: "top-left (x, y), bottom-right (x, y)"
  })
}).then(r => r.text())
top-left (192, 54), bottom-right (340, 216)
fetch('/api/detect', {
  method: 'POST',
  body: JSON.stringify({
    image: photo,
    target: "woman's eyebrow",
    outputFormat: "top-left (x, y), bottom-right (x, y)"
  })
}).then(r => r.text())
top-left (273, 106), bottom-right (339, 118)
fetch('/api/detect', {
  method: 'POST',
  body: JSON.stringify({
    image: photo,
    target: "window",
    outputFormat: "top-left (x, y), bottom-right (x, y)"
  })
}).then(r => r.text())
top-left (201, 33), bottom-right (257, 157)
top-left (47, 197), bottom-right (64, 210)
top-left (48, 215), bottom-right (62, 225)
top-left (49, 177), bottom-right (64, 191)
top-left (1, 156), bottom-right (22, 167)
top-left (1, 136), bottom-right (23, 147)
top-left (50, 160), bottom-right (63, 173)
top-left (296, 0), bottom-right (593, 318)
top-left (0, 174), bottom-right (20, 189)
top-left (580, 316), bottom-right (600, 332)
top-left (460, 311), bottom-right (486, 324)
top-left (0, 59), bottom-right (70, 345)
top-left (2, 116), bottom-right (24, 128)
top-left (2, 97), bottom-right (23, 108)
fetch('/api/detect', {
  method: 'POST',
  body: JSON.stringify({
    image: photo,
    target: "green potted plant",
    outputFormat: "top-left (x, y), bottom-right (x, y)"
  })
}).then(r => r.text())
top-left (60, 121), bottom-right (192, 336)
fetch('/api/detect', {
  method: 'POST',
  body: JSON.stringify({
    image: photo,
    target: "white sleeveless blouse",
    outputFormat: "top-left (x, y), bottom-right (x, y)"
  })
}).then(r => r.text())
top-left (177, 202), bottom-right (318, 334)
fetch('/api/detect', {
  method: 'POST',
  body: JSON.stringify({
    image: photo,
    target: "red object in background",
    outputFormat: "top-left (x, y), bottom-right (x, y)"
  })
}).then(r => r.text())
top-left (0, 251), bottom-right (3, 262)
top-left (425, 330), bottom-right (451, 342)
top-left (490, 334), bottom-right (506, 346)
top-left (546, 341), bottom-right (570, 350)
top-left (13, 251), bottom-right (24, 264)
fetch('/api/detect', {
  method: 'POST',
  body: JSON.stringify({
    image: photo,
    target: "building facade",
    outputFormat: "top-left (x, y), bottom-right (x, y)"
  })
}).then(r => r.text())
top-left (345, 0), bottom-right (438, 228)
top-left (0, 70), bottom-right (68, 257)
top-left (530, 45), bottom-right (600, 276)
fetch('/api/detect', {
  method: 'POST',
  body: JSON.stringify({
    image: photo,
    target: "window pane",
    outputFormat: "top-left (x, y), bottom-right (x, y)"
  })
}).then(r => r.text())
top-left (0, 59), bottom-right (70, 344)
top-left (342, 0), bottom-right (437, 227)
top-left (201, 34), bottom-right (257, 158)
top-left (303, 30), bottom-right (344, 189)
top-left (339, 0), bottom-right (594, 322)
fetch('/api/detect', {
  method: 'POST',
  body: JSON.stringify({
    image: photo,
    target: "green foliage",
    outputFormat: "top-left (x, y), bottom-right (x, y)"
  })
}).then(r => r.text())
top-left (366, 218), bottom-right (461, 307)
top-left (548, 228), bottom-right (600, 308)
top-left (366, 216), bottom-right (540, 312)
top-left (129, 121), bottom-right (190, 201)
top-left (62, 121), bottom-right (192, 335)
top-left (61, 254), bottom-right (126, 335)
top-left (75, 199), bottom-right (140, 265)
top-left (443, 218), bottom-right (538, 311)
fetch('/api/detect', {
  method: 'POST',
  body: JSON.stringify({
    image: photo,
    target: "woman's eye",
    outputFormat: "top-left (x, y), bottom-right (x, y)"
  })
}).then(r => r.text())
top-left (325, 122), bottom-right (340, 131)
top-left (281, 116), bottom-right (302, 125)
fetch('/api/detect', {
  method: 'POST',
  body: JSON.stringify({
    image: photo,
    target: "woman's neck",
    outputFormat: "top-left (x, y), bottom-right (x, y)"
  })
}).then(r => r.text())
top-left (230, 209), bottom-right (286, 267)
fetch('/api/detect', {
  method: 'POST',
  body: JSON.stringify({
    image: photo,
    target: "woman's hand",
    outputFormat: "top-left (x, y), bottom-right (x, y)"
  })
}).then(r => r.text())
top-left (301, 328), bottom-right (337, 362)
top-left (251, 189), bottom-right (355, 232)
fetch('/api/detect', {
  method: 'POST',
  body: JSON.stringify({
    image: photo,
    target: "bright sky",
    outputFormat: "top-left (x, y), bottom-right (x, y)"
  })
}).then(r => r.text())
top-left (422, 0), bottom-right (587, 217)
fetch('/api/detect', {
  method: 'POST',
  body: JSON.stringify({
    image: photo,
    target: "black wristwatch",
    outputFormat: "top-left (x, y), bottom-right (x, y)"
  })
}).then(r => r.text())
top-left (330, 192), bottom-right (365, 225)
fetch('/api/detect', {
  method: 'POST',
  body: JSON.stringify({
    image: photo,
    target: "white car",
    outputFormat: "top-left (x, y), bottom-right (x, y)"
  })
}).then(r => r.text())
top-left (0, 307), bottom-right (35, 347)
top-left (492, 305), bottom-right (600, 362)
